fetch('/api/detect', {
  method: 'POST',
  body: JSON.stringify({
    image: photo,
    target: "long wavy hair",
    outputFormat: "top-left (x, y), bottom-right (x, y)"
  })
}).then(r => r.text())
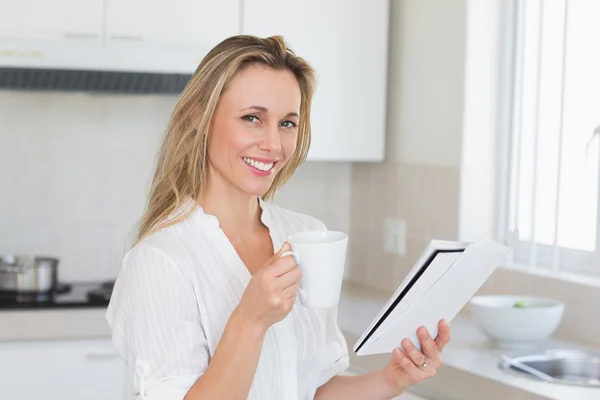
top-left (136, 35), bottom-right (316, 243)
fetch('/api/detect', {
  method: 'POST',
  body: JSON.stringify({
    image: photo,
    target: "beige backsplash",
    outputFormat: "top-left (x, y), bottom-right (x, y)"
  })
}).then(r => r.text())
top-left (347, 161), bottom-right (460, 292)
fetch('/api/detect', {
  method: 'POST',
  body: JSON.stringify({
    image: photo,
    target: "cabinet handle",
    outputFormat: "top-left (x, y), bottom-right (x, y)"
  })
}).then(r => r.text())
top-left (110, 34), bottom-right (144, 42)
top-left (64, 32), bottom-right (100, 39)
top-left (85, 352), bottom-right (119, 360)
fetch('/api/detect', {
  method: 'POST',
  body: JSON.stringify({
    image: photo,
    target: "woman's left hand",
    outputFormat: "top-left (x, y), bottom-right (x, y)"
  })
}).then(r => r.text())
top-left (382, 319), bottom-right (451, 396)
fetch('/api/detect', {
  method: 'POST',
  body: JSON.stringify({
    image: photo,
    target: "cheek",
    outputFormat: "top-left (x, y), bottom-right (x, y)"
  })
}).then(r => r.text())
top-left (210, 124), bottom-right (254, 159)
top-left (225, 130), bottom-right (252, 156)
top-left (280, 133), bottom-right (298, 161)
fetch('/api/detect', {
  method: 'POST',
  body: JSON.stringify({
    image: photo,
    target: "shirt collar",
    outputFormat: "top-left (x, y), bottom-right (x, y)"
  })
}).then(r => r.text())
top-left (187, 195), bottom-right (272, 231)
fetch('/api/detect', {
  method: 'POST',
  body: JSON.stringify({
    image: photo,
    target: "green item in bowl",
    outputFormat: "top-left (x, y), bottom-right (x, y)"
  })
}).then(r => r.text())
top-left (513, 301), bottom-right (528, 308)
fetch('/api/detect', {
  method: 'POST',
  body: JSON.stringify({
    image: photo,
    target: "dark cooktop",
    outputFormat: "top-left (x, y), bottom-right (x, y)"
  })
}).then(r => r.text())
top-left (0, 281), bottom-right (114, 310)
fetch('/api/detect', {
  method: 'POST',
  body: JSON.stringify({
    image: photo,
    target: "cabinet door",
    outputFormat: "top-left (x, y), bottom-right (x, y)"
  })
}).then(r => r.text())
top-left (106, 0), bottom-right (239, 48)
top-left (0, 338), bottom-right (126, 400)
top-left (242, 0), bottom-right (389, 161)
top-left (0, 0), bottom-right (103, 42)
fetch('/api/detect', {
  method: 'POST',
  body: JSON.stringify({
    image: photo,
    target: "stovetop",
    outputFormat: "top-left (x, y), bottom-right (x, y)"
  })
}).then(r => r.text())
top-left (0, 281), bottom-right (114, 310)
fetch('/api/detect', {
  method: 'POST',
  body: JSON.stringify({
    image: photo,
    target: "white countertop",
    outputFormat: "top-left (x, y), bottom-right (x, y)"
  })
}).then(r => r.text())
top-left (0, 308), bottom-right (110, 341)
top-left (338, 281), bottom-right (600, 400)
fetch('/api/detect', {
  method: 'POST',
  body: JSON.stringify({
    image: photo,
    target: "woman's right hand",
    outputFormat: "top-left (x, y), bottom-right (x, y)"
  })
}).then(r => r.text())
top-left (236, 242), bottom-right (301, 331)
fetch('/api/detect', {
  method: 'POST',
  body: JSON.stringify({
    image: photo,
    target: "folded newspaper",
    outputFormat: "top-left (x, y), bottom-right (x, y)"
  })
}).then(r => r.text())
top-left (354, 229), bottom-right (519, 356)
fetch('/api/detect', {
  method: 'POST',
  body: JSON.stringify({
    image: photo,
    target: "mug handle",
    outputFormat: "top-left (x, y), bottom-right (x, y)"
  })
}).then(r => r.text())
top-left (280, 250), bottom-right (308, 304)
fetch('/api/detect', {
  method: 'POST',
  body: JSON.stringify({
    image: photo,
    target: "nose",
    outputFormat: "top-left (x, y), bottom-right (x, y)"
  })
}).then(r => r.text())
top-left (258, 123), bottom-right (281, 153)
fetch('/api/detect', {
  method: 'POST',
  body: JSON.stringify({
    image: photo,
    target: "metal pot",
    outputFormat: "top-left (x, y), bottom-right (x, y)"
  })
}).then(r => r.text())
top-left (0, 255), bottom-right (59, 293)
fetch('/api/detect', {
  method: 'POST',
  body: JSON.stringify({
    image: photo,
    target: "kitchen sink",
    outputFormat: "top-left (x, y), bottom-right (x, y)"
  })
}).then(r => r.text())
top-left (499, 349), bottom-right (600, 387)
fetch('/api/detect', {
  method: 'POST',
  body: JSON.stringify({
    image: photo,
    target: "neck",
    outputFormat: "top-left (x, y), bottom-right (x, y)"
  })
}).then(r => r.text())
top-left (200, 169), bottom-right (263, 234)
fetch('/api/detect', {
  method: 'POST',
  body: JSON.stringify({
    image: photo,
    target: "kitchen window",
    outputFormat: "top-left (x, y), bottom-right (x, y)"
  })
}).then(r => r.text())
top-left (501, 0), bottom-right (600, 278)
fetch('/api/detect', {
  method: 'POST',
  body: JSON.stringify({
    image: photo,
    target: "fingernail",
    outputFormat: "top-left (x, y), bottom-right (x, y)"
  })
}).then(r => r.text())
top-left (403, 338), bottom-right (412, 347)
top-left (443, 319), bottom-right (449, 326)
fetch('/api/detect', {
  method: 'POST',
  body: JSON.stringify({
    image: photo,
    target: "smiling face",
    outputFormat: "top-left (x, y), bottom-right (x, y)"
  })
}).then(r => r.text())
top-left (206, 64), bottom-right (302, 198)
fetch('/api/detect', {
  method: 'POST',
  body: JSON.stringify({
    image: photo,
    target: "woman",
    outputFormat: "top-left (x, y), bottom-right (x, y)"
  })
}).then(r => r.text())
top-left (106, 35), bottom-right (451, 400)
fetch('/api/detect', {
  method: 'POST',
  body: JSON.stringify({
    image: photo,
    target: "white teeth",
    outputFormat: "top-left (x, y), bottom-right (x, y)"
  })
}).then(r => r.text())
top-left (243, 157), bottom-right (274, 172)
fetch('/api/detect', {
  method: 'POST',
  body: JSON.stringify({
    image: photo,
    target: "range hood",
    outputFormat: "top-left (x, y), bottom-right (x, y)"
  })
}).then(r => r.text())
top-left (0, 40), bottom-right (201, 94)
top-left (0, 67), bottom-right (191, 94)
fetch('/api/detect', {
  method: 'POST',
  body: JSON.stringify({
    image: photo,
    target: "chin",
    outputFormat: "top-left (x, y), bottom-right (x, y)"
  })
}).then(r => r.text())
top-left (235, 163), bottom-right (282, 197)
top-left (235, 180), bottom-right (275, 198)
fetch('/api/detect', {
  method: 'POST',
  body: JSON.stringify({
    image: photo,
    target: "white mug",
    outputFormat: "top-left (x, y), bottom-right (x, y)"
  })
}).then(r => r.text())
top-left (280, 230), bottom-right (348, 308)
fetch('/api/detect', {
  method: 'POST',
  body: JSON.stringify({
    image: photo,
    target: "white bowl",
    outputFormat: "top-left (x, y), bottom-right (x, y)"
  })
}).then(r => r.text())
top-left (469, 295), bottom-right (565, 349)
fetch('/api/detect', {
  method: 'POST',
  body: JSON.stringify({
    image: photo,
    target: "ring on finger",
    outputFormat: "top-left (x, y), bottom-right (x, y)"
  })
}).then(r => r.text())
top-left (414, 353), bottom-right (428, 370)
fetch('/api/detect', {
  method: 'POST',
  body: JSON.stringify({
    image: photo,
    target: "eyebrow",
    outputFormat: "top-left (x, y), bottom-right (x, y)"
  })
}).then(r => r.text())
top-left (241, 106), bottom-right (299, 118)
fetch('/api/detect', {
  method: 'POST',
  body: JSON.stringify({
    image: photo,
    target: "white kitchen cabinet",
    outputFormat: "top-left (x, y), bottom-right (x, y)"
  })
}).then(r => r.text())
top-left (0, 338), bottom-right (127, 400)
top-left (242, 0), bottom-right (389, 161)
top-left (0, 0), bottom-right (103, 43)
top-left (0, 0), bottom-right (238, 50)
top-left (105, 0), bottom-right (239, 48)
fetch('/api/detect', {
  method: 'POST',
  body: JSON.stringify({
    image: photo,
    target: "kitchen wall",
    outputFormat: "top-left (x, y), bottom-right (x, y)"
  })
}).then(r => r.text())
top-left (347, 0), bottom-right (465, 291)
top-left (347, 0), bottom-right (503, 290)
top-left (0, 91), bottom-right (352, 282)
top-left (347, 0), bottom-right (600, 348)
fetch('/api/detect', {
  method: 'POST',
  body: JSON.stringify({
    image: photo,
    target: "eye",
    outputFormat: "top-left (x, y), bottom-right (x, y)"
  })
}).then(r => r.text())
top-left (242, 115), bottom-right (260, 123)
top-left (280, 120), bottom-right (298, 129)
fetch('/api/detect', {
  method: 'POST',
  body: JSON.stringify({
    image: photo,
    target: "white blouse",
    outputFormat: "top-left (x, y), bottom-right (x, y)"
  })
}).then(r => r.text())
top-left (106, 198), bottom-right (349, 400)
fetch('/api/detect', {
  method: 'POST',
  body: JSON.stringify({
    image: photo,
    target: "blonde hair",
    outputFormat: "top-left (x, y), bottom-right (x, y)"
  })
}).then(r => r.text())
top-left (136, 35), bottom-right (316, 242)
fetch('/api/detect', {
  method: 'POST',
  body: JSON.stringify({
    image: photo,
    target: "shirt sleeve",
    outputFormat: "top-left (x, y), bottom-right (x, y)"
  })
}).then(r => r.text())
top-left (317, 304), bottom-right (350, 387)
top-left (106, 243), bottom-right (209, 400)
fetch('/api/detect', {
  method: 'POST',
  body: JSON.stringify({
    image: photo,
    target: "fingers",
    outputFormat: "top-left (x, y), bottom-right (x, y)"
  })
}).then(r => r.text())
top-left (389, 324), bottom-right (451, 388)
top-left (264, 281), bottom-right (295, 309)
top-left (401, 338), bottom-right (427, 368)
top-left (276, 281), bottom-right (298, 312)
top-left (417, 326), bottom-right (439, 362)
top-left (402, 325), bottom-right (445, 375)
top-left (282, 282), bottom-right (299, 300)
top-left (434, 319), bottom-right (451, 352)
top-left (262, 241), bottom-right (302, 293)
top-left (392, 347), bottom-right (425, 379)
top-left (275, 241), bottom-right (291, 256)
top-left (272, 245), bottom-right (302, 286)
top-left (278, 265), bottom-right (302, 289)
top-left (268, 242), bottom-right (299, 276)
